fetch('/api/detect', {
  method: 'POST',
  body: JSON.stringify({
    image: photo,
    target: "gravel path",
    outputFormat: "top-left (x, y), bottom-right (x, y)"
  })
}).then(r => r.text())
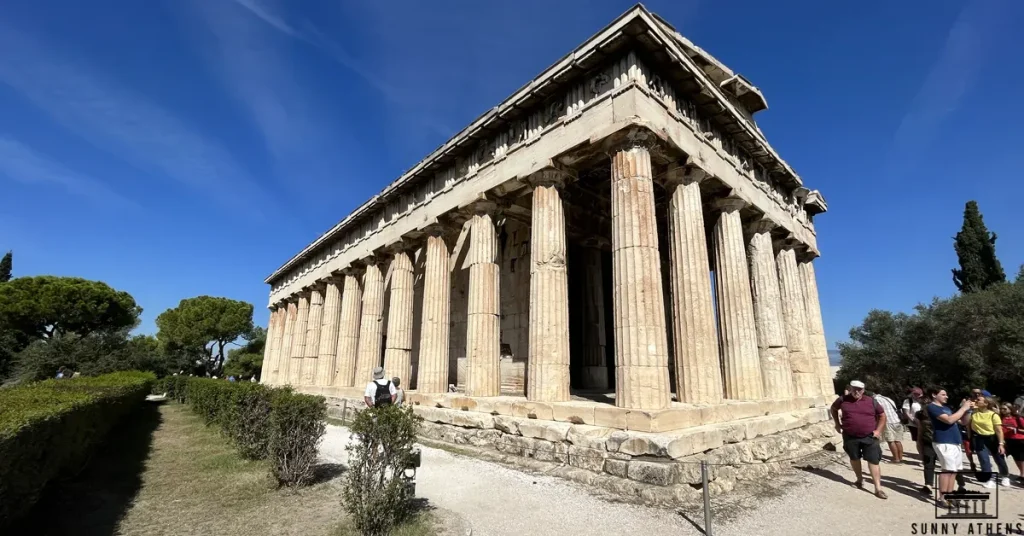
top-left (321, 424), bottom-right (1024, 536)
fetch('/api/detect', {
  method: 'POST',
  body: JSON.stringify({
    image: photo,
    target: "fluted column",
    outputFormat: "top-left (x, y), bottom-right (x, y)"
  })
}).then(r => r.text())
top-left (315, 278), bottom-right (342, 386)
top-left (259, 307), bottom-right (280, 382)
top-left (610, 138), bottom-right (671, 410)
top-left (385, 249), bottom-right (415, 386)
top-left (334, 271), bottom-right (363, 387)
top-left (799, 258), bottom-right (833, 396)
top-left (275, 300), bottom-right (297, 385)
top-left (288, 292), bottom-right (310, 385)
top-left (746, 218), bottom-right (793, 399)
top-left (417, 230), bottom-right (451, 393)
top-left (665, 164), bottom-right (723, 404)
top-left (527, 170), bottom-right (571, 402)
top-left (776, 244), bottom-right (816, 396)
top-left (300, 285), bottom-right (324, 385)
top-left (465, 206), bottom-right (501, 397)
top-left (355, 261), bottom-right (385, 386)
top-left (712, 197), bottom-right (763, 401)
top-left (581, 247), bottom-right (609, 390)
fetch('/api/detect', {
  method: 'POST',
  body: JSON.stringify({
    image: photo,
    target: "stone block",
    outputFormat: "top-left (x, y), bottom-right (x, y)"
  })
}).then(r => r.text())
top-left (627, 460), bottom-right (674, 486)
top-left (616, 433), bottom-right (672, 457)
top-left (672, 462), bottom-right (706, 485)
top-left (518, 419), bottom-right (572, 442)
top-left (649, 407), bottom-right (701, 432)
top-left (604, 458), bottom-right (629, 478)
top-left (698, 404), bottom-right (727, 425)
top-left (450, 410), bottom-right (495, 429)
top-left (469, 429), bottom-right (502, 447)
top-left (709, 443), bottom-right (754, 465)
top-left (552, 403), bottom-right (596, 425)
top-left (493, 415), bottom-right (521, 435)
top-left (511, 401), bottom-right (554, 421)
top-left (624, 409), bottom-right (655, 432)
top-left (716, 422), bottom-right (746, 444)
top-left (724, 401), bottom-right (761, 422)
top-left (413, 406), bottom-right (452, 424)
top-left (567, 425), bottom-right (612, 450)
top-left (567, 445), bottom-right (606, 472)
top-left (450, 396), bottom-right (478, 411)
top-left (475, 398), bottom-right (514, 416)
top-left (667, 428), bottom-right (724, 459)
top-left (743, 415), bottom-right (787, 441)
top-left (531, 440), bottom-right (568, 463)
top-left (593, 406), bottom-right (629, 429)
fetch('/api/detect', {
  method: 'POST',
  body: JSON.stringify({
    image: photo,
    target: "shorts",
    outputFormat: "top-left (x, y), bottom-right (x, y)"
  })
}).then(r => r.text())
top-left (934, 443), bottom-right (964, 471)
top-left (1006, 439), bottom-right (1024, 462)
top-left (882, 425), bottom-right (906, 443)
top-left (843, 435), bottom-right (882, 464)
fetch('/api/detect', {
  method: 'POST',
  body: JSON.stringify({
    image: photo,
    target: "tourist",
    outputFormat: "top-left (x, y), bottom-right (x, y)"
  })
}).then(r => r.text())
top-left (1000, 403), bottom-right (1024, 481)
top-left (363, 366), bottom-right (396, 408)
top-left (55, 366), bottom-right (66, 379)
top-left (830, 380), bottom-right (888, 499)
top-left (927, 387), bottom-right (973, 499)
top-left (873, 391), bottom-right (906, 463)
top-left (903, 387), bottom-right (924, 442)
top-left (916, 394), bottom-right (967, 495)
top-left (968, 396), bottom-right (1009, 488)
top-left (392, 377), bottom-right (405, 406)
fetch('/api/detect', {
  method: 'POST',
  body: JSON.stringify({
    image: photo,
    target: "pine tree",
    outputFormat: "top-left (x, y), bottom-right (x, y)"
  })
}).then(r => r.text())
top-left (952, 201), bottom-right (1005, 293)
top-left (0, 251), bottom-right (10, 283)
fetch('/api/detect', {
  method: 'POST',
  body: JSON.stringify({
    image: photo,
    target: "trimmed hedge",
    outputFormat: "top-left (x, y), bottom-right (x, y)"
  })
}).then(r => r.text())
top-left (175, 378), bottom-right (326, 486)
top-left (0, 371), bottom-right (155, 526)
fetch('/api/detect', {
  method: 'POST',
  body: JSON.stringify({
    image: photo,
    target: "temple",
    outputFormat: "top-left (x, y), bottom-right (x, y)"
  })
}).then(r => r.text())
top-left (260, 4), bottom-right (837, 501)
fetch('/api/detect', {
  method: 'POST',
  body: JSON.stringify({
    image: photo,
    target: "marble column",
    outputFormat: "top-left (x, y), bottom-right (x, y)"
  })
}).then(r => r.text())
top-left (384, 249), bottom-right (415, 387)
top-left (260, 307), bottom-right (280, 383)
top-left (315, 278), bottom-right (342, 387)
top-left (355, 261), bottom-right (385, 386)
top-left (745, 218), bottom-right (793, 399)
top-left (580, 247), bottom-right (609, 390)
top-left (665, 164), bottom-right (723, 404)
top-left (276, 300), bottom-right (297, 385)
top-left (527, 170), bottom-right (570, 402)
top-left (799, 258), bottom-right (833, 396)
top-left (334, 271), bottom-right (363, 387)
top-left (609, 139), bottom-right (671, 410)
top-left (712, 197), bottom-right (763, 401)
top-left (465, 206), bottom-right (501, 397)
top-left (301, 285), bottom-right (324, 385)
top-left (288, 292), bottom-right (310, 385)
top-left (417, 231), bottom-right (451, 393)
top-left (776, 244), bottom-right (816, 397)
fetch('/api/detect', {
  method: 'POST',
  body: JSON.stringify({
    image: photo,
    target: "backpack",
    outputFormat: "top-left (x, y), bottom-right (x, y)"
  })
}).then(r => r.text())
top-left (373, 380), bottom-right (393, 407)
top-left (899, 399), bottom-right (911, 425)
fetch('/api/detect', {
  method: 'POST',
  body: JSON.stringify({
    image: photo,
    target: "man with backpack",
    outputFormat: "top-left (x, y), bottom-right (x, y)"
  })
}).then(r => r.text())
top-left (364, 366), bottom-right (397, 408)
top-left (830, 380), bottom-right (888, 499)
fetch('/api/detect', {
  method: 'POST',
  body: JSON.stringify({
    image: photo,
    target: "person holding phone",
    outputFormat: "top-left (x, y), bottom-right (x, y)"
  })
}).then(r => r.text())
top-left (927, 387), bottom-right (973, 499)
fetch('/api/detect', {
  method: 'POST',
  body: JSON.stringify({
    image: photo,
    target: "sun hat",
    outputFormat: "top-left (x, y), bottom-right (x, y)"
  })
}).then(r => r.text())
top-left (849, 380), bottom-right (865, 389)
top-left (910, 387), bottom-right (923, 398)
top-left (372, 366), bottom-right (385, 380)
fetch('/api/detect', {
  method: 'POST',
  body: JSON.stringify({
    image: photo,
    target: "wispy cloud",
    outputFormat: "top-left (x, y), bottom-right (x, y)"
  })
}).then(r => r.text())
top-left (886, 0), bottom-right (1005, 177)
top-left (0, 22), bottom-right (271, 216)
top-left (0, 137), bottom-right (139, 209)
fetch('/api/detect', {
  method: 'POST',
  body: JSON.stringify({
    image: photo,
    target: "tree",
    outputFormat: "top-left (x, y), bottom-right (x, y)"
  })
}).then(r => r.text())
top-left (952, 201), bottom-right (1006, 293)
top-left (223, 326), bottom-right (266, 379)
top-left (0, 251), bottom-right (11, 282)
top-left (0, 276), bottom-right (141, 346)
top-left (155, 296), bottom-right (254, 376)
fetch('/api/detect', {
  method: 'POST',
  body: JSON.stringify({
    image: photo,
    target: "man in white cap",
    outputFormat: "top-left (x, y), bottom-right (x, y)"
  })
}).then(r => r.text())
top-left (830, 380), bottom-right (888, 499)
top-left (364, 366), bottom-right (397, 408)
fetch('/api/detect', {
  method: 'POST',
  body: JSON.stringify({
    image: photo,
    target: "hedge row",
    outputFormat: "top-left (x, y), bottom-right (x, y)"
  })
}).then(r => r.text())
top-left (155, 377), bottom-right (326, 486)
top-left (0, 371), bottom-right (155, 526)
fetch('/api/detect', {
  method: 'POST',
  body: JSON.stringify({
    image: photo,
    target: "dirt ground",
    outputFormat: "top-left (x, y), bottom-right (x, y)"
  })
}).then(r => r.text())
top-left (321, 423), bottom-right (1024, 536)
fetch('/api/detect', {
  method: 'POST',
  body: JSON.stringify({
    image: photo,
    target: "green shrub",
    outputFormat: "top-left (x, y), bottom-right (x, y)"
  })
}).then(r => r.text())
top-left (0, 371), bottom-right (155, 527)
top-left (268, 389), bottom-right (326, 486)
top-left (342, 404), bottom-right (422, 536)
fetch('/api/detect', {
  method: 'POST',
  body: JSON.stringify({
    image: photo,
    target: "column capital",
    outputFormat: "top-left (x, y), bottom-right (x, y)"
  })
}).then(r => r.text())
top-left (711, 195), bottom-right (747, 214)
top-left (797, 248), bottom-right (821, 263)
top-left (310, 280), bottom-right (328, 292)
top-left (772, 233), bottom-right (801, 251)
top-left (383, 238), bottom-right (416, 255)
top-left (744, 215), bottom-right (777, 236)
top-left (604, 125), bottom-right (662, 154)
top-left (525, 166), bottom-right (574, 188)
top-left (663, 162), bottom-right (709, 188)
top-left (325, 273), bottom-right (346, 285)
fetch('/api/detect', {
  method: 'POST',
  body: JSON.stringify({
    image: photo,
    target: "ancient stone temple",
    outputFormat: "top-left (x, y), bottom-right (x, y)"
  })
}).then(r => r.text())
top-left (261, 5), bottom-right (837, 503)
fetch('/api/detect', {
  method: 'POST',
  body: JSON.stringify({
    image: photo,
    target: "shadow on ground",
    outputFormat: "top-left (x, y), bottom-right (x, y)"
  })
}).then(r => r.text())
top-left (310, 462), bottom-right (346, 484)
top-left (11, 400), bottom-right (163, 536)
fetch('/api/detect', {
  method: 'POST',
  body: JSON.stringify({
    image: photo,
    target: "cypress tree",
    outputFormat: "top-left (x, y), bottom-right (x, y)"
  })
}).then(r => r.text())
top-left (0, 251), bottom-right (10, 283)
top-left (952, 201), bottom-right (1005, 293)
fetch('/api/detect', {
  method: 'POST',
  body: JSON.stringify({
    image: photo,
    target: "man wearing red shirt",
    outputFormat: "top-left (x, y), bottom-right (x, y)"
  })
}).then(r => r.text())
top-left (830, 380), bottom-right (888, 499)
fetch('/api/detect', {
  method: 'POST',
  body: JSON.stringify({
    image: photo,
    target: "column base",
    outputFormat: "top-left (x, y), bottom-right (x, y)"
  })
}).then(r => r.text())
top-left (582, 366), bottom-right (609, 391)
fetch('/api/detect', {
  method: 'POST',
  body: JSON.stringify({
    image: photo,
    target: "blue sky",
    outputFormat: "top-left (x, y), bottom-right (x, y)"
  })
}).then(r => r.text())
top-left (1, 0), bottom-right (1022, 351)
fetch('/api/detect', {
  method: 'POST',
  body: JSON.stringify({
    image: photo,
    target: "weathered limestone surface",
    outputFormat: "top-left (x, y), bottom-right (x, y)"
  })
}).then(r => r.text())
top-left (418, 233), bottom-right (451, 393)
top-left (276, 302), bottom-right (297, 384)
top-left (745, 219), bottom-right (793, 399)
top-left (527, 172), bottom-right (570, 402)
top-left (334, 272), bottom-right (363, 387)
top-left (261, 307), bottom-right (281, 383)
top-left (465, 211), bottom-right (501, 397)
top-left (315, 279), bottom-right (342, 386)
top-left (664, 164), bottom-right (722, 404)
top-left (712, 199), bottom-right (763, 401)
top-left (301, 286), bottom-right (324, 385)
top-left (610, 142), bottom-right (671, 410)
top-left (355, 262), bottom-right (385, 386)
top-left (410, 247), bottom-right (425, 390)
top-left (799, 259), bottom-right (833, 396)
top-left (384, 250), bottom-right (415, 386)
top-left (580, 247), bottom-right (608, 390)
top-left (288, 293), bottom-right (310, 385)
top-left (777, 246), bottom-right (816, 396)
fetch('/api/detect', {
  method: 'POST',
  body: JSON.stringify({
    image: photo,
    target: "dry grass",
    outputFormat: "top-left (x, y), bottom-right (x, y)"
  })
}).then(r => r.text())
top-left (16, 401), bottom-right (436, 536)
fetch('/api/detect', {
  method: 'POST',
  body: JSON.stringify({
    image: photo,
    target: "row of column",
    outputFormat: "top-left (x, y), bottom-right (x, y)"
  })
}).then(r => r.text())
top-left (260, 142), bottom-right (832, 411)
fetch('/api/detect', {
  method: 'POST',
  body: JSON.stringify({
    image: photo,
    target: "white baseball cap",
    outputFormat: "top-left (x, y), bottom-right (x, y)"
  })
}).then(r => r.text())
top-left (849, 380), bottom-right (865, 389)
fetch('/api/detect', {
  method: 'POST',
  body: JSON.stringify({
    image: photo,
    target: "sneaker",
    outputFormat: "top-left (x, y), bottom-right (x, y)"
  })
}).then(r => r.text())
top-left (982, 479), bottom-right (997, 489)
top-left (1000, 477), bottom-right (1011, 487)
top-left (920, 485), bottom-right (932, 495)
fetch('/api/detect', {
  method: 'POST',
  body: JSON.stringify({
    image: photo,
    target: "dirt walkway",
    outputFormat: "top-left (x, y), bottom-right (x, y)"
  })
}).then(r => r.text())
top-left (321, 424), bottom-right (1024, 536)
